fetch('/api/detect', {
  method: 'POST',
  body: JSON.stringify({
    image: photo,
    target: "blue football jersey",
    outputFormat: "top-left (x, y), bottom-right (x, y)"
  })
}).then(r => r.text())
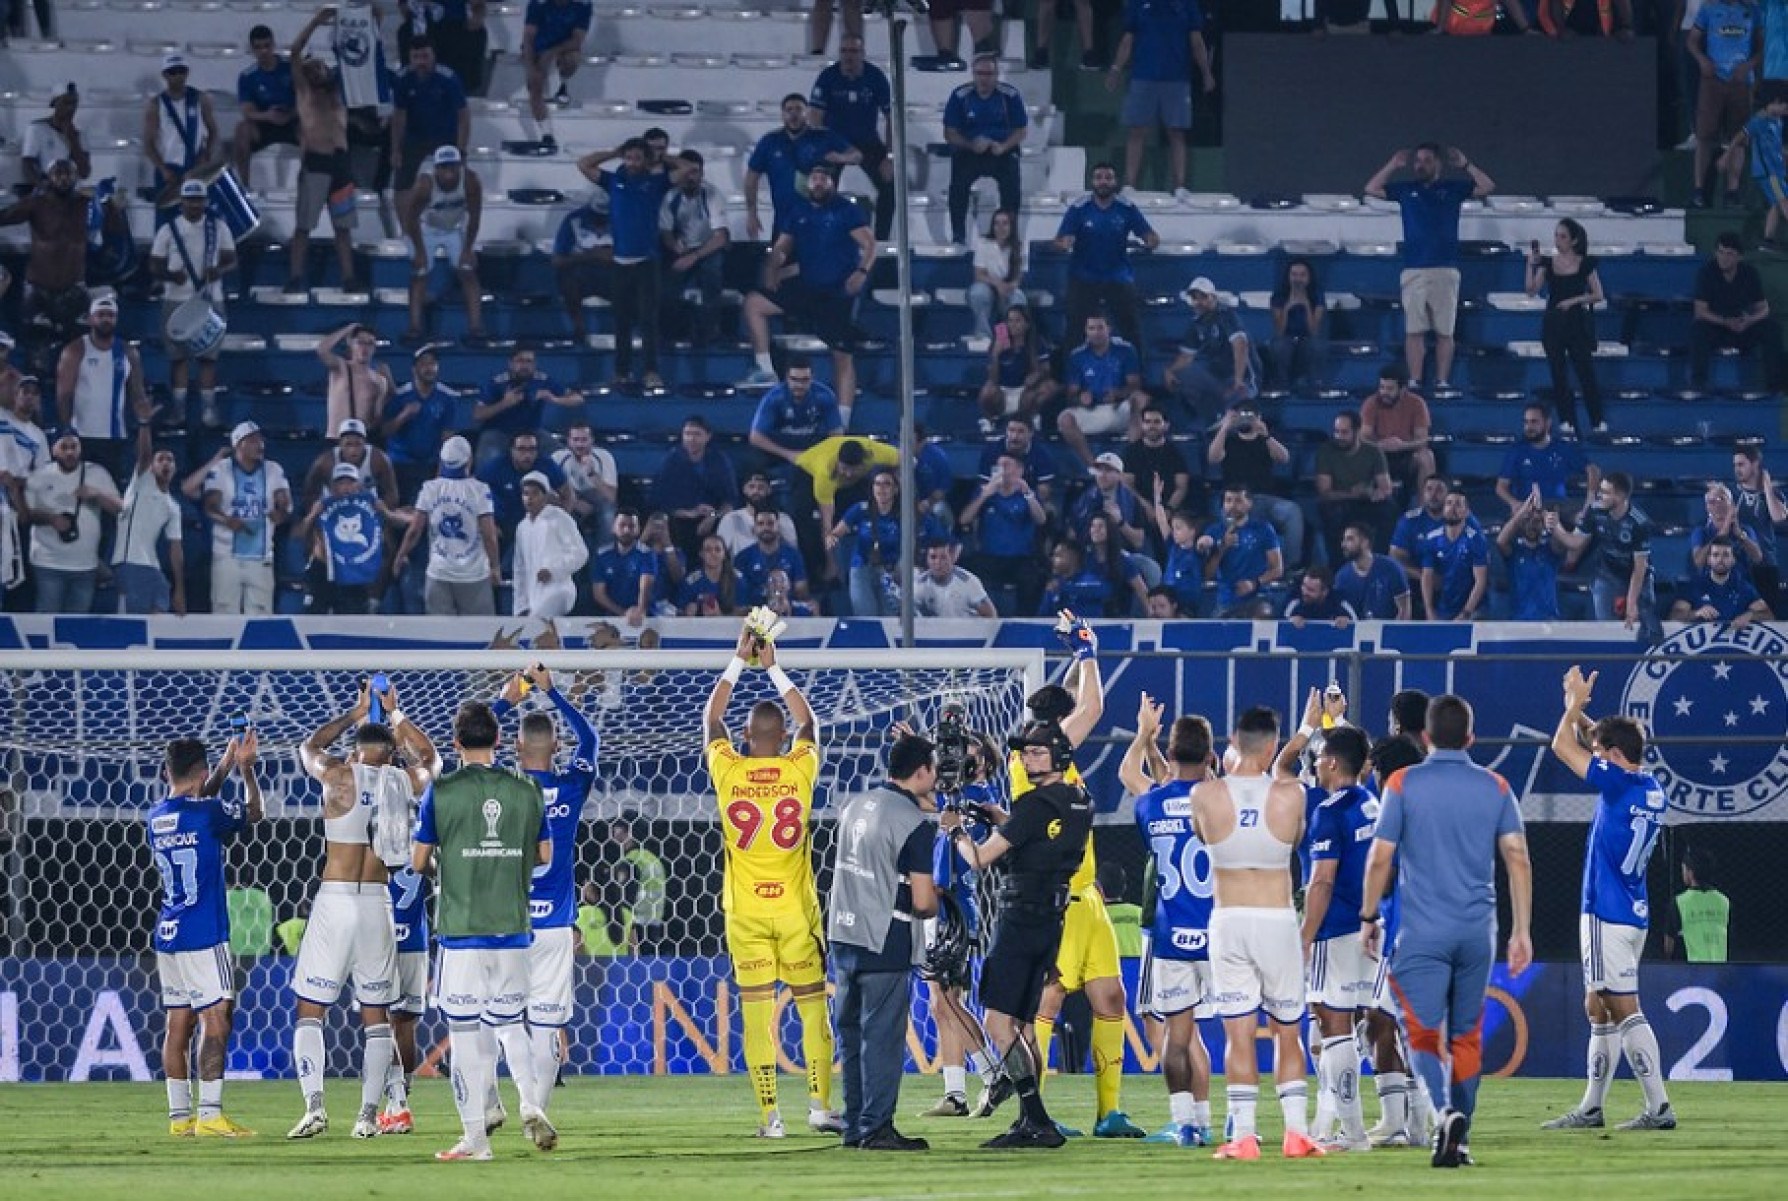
top-left (388, 865), bottom-right (431, 953)
top-left (147, 793), bottom-right (246, 953)
top-left (1583, 756), bottom-right (1666, 928)
top-left (1306, 783), bottom-right (1380, 943)
top-left (1133, 779), bottom-right (1213, 962)
top-left (932, 781), bottom-right (1006, 931)
top-left (494, 686), bottom-right (598, 930)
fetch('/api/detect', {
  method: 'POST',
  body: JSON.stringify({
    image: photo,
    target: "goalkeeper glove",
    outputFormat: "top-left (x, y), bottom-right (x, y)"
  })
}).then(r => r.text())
top-left (744, 606), bottom-right (788, 647)
top-left (1055, 609), bottom-right (1098, 661)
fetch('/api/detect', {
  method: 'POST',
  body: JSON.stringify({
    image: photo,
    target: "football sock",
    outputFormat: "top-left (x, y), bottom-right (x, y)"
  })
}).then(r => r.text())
top-left (1581, 1022), bottom-right (1618, 1111)
top-left (294, 1018), bottom-right (326, 1113)
top-left (1320, 1035), bottom-right (1365, 1139)
top-left (1374, 1070), bottom-right (1411, 1133)
top-left (1312, 1049), bottom-right (1336, 1136)
top-left (1276, 1079), bottom-right (1309, 1136)
top-left (967, 1049), bottom-right (996, 1084)
top-left (198, 1078), bottom-right (224, 1121)
top-left (1226, 1084), bottom-right (1258, 1140)
top-left (448, 1021), bottom-right (493, 1148)
top-left (494, 1021), bottom-right (542, 1116)
top-left (1001, 1037), bottom-right (1051, 1127)
top-left (1169, 1090), bottom-right (1195, 1126)
top-left (531, 1026), bottom-right (562, 1114)
top-left (742, 995), bottom-right (779, 1120)
top-left (794, 993), bottom-right (834, 1109)
top-left (479, 1025), bottom-right (502, 1114)
top-left (362, 1024), bottom-right (395, 1114)
top-left (1194, 1098), bottom-right (1213, 1128)
top-left (1032, 1016), bottom-right (1055, 1091)
top-left (942, 1065), bottom-right (967, 1098)
top-left (167, 1077), bottom-right (192, 1121)
top-left (384, 1059), bottom-right (410, 1113)
top-left (1092, 1014), bottom-right (1124, 1117)
top-left (1619, 1014), bottom-right (1670, 1113)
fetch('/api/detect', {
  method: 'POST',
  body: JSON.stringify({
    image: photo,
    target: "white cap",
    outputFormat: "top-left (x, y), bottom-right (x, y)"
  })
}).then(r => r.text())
top-left (439, 435), bottom-right (472, 467)
top-left (1091, 452), bottom-right (1125, 473)
top-left (179, 179), bottom-right (207, 199)
top-left (433, 145), bottom-right (463, 167)
top-left (88, 293), bottom-right (118, 315)
top-left (161, 52), bottom-right (188, 74)
top-left (230, 420), bottom-right (262, 447)
top-left (1185, 276), bottom-right (1217, 297)
top-left (331, 462), bottom-right (361, 482)
top-left (336, 418), bottom-right (368, 439)
top-left (520, 471), bottom-right (551, 490)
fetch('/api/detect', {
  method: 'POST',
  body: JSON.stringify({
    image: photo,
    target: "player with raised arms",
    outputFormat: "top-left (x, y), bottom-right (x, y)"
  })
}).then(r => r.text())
top-left (1287, 720), bottom-right (1379, 1152)
top-left (289, 678), bottom-right (442, 1141)
top-left (150, 727), bottom-right (264, 1136)
top-left (945, 611), bottom-right (1104, 1149)
top-left (703, 609), bottom-right (842, 1138)
top-left (1191, 705), bottom-right (1327, 1161)
top-left (1119, 693), bottom-right (1217, 1148)
top-left (485, 660), bottom-right (599, 1145)
top-left (1002, 668), bottom-right (1140, 1138)
top-left (413, 701), bottom-right (551, 1162)
top-left (1542, 665), bottom-right (1676, 1132)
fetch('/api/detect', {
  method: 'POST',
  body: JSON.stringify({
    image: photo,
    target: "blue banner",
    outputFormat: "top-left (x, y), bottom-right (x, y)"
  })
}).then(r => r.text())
top-left (5, 956), bottom-right (1784, 1083)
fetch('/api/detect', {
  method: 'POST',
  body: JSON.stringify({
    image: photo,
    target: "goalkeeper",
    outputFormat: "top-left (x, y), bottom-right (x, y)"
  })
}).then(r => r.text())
top-left (703, 608), bottom-right (842, 1139)
top-left (945, 611), bottom-right (1104, 1150)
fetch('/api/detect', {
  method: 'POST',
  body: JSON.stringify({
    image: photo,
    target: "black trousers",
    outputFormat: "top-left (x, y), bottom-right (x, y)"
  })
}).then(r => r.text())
top-left (855, 137), bottom-right (896, 242)
top-left (1065, 280), bottom-right (1144, 354)
top-left (611, 259), bottom-right (662, 378)
top-left (1541, 307), bottom-right (1603, 428)
top-left (948, 149), bottom-right (1021, 244)
top-left (1690, 318), bottom-right (1786, 389)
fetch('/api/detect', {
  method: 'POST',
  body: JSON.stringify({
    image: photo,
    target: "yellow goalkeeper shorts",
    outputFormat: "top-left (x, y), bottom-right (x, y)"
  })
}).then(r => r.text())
top-left (1054, 887), bottom-right (1122, 993)
top-left (726, 910), bottom-right (826, 991)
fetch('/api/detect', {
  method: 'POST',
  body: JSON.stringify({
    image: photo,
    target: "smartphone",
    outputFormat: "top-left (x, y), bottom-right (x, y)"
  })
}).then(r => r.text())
top-left (369, 672), bottom-right (390, 723)
top-left (229, 714), bottom-right (253, 733)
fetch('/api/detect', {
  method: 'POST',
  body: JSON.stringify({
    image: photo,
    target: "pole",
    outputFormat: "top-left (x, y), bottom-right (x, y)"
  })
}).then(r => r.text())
top-left (887, 6), bottom-right (918, 649)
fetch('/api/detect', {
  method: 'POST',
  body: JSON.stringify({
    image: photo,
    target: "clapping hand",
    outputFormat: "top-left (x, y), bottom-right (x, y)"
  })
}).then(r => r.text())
top-left (1562, 664), bottom-right (1597, 712)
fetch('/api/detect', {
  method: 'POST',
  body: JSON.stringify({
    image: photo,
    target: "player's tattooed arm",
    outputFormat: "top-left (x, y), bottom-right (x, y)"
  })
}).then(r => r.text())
top-left (302, 679), bottom-right (373, 780)
top-left (236, 729), bottom-right (265, 825)
top-left (196, 735), bottom-right (239, 798)
top-left (388, 681), bottom-right (445, 786)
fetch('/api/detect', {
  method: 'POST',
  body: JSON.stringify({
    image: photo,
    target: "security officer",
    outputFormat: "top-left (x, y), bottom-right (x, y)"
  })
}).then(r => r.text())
top-left (828, 733), bottom-right (940, 1151)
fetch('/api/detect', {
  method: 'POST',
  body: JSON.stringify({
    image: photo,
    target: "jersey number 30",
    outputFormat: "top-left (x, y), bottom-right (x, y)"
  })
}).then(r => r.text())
top-left (727, 798), bottom-right (804, 850)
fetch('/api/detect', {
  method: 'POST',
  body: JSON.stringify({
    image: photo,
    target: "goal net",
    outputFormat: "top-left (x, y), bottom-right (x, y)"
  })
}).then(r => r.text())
top-left (0, 647), bottom-right (1042, 1083)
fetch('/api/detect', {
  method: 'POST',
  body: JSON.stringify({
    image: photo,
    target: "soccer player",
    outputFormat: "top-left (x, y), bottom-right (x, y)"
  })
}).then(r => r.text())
top-left (945, 611), bottom-right (1104, 1150)
top-left (1013, 674), bottom-right (1141, 1139)
top-left (1360, 694), bottom-right (1533, 1169)
top-left (290, 679), bottom-right (442, 1141)
top-left (1191, 706), bottom-right (1325, 1161)
top-left (1119, 694), bottom-right (1216, 1149)
top-left (1542, 666), bottom-right (1676, 1132)
top-left (702, 618), bottom-right (841, 1138)
top-left (1295, 725), bottom-right (1379, 1152)
top-left (151, 728), bottom-right (264, 1137)
top-left (413, 701), bottom-right (551, 1162)
top-left (382, 859), bottom-right (430, 1135)
top-left (490, 661), bottom-right (598, 1140)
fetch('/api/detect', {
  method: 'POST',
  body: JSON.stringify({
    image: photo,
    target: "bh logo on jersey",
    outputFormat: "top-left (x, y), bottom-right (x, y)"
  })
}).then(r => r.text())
top-left (754, 882), bottom-right (785, 900)
top-left (1620, 624), bottom-right (1788, 817)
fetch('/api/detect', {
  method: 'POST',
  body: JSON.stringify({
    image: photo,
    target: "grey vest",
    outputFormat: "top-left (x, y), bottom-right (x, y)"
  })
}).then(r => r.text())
top-left (827, 784), bottom-right (929, 962)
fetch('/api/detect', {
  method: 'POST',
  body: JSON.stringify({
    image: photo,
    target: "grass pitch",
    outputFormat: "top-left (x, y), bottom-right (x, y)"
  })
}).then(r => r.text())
top-left (1, 1074), bottom-right (1783, 1200)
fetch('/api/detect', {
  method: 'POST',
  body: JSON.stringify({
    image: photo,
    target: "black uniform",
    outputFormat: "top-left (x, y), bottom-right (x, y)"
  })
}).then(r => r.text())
top-left (977, 779), bottom-right (1093, 1022)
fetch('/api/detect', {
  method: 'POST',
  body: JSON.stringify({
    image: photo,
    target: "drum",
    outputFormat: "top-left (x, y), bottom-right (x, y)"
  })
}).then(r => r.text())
top-left (165, 297), bottom-right (227, 359)
top-left (199, 165), bottom-right (260, 240)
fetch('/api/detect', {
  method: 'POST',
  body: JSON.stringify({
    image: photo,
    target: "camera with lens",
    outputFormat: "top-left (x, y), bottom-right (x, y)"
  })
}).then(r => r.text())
top-left (934, 700), bottom-right (970, 794)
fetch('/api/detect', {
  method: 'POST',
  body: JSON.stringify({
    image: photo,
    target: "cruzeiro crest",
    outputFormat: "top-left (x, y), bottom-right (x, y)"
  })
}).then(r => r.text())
top-left (1619, 624), bottom-right (1788, 817)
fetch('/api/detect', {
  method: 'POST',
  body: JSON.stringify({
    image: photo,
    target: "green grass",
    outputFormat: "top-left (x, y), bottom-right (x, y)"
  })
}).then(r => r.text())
top-left (1, 1075), bottom-right (1783, 1199)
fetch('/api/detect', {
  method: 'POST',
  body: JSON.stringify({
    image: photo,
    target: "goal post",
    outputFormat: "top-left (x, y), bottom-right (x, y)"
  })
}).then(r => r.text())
top-left (0, 645), bottom-right (1044, 1081)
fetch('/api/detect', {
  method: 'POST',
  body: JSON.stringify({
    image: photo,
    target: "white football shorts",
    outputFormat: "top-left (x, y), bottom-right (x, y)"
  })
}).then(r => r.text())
top-left (435, 945), bottom-right (530, 1023)
top-left (1307, 930), bottom-right (1375, 1011)
top-left (293, 882), bottom-right (399, 1007)
top-left (158, 943), bottom-right (234, 1011)
top-left (393, 950), bottom-right (430, 1017)
top-left (1138, 936), bottom-right (1214, 1020)
top-left (527, 925), bottom-right (578, 1027)
top-left (1581, 914), bottom-right (1645, 995)
top-left (1208, 906), bottom-right (1305, 1024)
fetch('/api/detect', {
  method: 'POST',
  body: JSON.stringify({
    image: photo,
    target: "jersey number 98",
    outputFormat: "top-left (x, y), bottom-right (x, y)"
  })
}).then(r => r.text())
top-left (726, 797), bottom-right (805, 850)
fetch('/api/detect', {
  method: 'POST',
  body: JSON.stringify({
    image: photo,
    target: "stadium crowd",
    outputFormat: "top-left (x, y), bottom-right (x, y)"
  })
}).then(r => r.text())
top-left (0, 2), bottom-right (1784, 636)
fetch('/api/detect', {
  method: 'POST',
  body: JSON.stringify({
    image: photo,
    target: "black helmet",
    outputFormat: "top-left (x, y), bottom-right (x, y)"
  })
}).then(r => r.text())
top-left (1007, 721), bottom-right (1074, 773)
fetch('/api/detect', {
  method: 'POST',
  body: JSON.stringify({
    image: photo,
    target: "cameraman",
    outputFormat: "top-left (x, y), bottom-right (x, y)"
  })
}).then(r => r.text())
top-left (827, 733), bottom-right (940, 1152)
top-left (946, 613), bottom-right (1104, 1150)
top-left (919, 725), bottom-right (1006, 1118)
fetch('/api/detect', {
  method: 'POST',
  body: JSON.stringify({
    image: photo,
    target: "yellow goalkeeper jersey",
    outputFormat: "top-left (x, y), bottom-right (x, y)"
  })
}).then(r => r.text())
top-left (1008, 751), bottom-right (1097, 895)
top-left (707, 738), bottom-right (821, 919)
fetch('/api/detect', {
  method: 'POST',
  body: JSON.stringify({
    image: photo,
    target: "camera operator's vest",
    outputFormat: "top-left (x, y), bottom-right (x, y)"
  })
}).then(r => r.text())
top-left (827, 784), bottom-right (929, 963)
